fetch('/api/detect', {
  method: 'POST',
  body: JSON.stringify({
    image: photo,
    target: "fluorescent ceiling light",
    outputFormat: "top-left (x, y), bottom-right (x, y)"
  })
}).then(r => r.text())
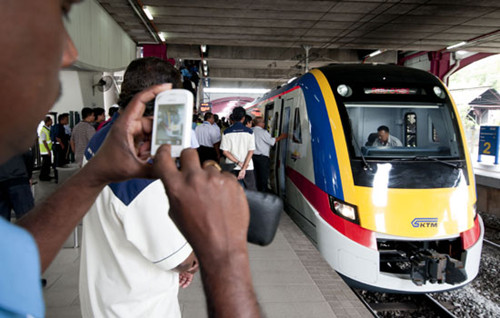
top-left (143, 6), bottom-right (153, 20)
top-left (446, 41), bottom-right (467, 50)
top-left (204, 88), bottom-right (270, 94)
top-left (368, 50), bottom-right (382, 58)
top-left (158, 33), bottom-right (165, 42)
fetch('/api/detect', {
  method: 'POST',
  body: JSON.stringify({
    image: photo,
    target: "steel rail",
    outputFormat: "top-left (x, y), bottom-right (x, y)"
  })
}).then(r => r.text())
top-left (350, 288), bottom-right (379, 318)
top-left (484, 238), bottom-right (500, 249)
top-left (419, 294), bottom-right (457, 318)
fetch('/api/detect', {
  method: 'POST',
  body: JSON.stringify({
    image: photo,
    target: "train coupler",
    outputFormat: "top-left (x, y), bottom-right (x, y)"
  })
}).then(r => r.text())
top-left (410, 249), bottom-right (467, 286)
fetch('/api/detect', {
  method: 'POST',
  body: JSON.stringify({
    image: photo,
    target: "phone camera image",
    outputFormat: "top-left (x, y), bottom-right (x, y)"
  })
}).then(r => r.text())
top-left (155, 103), bottom-right (184, 146)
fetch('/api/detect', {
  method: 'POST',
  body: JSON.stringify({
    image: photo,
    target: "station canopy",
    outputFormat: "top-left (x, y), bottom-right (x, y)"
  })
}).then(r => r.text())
top-left (97, 0), bottom-right (500, 89)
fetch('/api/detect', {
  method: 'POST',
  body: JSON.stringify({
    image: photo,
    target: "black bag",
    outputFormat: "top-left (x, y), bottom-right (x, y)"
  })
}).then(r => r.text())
top-left (245, 190), bottom-right (283, 246)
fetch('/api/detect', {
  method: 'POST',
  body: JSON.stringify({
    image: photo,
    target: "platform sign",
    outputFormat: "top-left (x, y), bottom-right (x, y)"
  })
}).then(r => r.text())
top-left (200, 102), bottom-right (212, 113)
top-left (478, 126), bottom-right (500, 164)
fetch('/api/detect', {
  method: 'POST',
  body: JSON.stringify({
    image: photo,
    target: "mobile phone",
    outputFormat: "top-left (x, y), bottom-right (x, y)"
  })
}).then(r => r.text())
top-left (151, 89), bottom-right (193, 157)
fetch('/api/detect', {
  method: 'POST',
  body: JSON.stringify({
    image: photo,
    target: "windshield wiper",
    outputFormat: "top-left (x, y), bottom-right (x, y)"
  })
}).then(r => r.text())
top-left (351, 133), bottom-right (372, 171)
top-left (410, 156), bottom-right (463, 169)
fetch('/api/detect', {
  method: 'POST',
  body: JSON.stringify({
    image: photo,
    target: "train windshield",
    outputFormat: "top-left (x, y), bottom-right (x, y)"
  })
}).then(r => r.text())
top-left (345, 102), bottom-right (464, 159)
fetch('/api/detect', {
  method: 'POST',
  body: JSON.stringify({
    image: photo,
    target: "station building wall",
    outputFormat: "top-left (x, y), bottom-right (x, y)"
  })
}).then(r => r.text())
top-left (51, 0), bottom-right (136, 117)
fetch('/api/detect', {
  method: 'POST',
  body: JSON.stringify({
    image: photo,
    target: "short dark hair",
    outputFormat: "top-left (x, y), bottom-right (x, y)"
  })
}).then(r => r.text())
top-left (93, 107), bottom-right (105, 117)
top-left (81, 107), bottom-right (94, 119)
top-left (243, 114), bottom-right (252, 126)
top-left (377, 125), bottom-right (389, 133)
top-left (58, 113), bottom-right (69, 122)
top-left (118, 57), bottom-right (182, 116)
top-left (231, 106), bottom-right (246, 122)
top-left (204, 112), bottom-right (213, 121)
top-left (108, 106), bottom-right (119, 117)
top-left (44, 116), bottom-right (52, 124)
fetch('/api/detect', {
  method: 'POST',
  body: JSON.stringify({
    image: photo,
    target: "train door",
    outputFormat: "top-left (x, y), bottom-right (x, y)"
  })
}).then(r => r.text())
top-left (276, 98), bottom-right (292, 197)
top-left (264, 104), bottom-right (278, 191)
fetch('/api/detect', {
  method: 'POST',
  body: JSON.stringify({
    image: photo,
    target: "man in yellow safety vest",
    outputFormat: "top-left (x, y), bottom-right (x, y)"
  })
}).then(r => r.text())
top-left (38, 116), bottom-right (53, 181)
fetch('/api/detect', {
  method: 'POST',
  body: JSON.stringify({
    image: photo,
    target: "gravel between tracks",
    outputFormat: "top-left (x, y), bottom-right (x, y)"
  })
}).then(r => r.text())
top-left (480, 211), bottom-right (500, 245)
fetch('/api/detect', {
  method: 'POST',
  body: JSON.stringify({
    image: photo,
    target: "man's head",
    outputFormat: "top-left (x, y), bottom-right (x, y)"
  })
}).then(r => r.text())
top-left (93, 107), bottom-right (105, 123)
top-left (244, 115), bottom-right (253, 128)
top-left (204, 112), bottom-right (214, 124)
top-left (253, 116), bottom-right (265, 128)
top-left (108, 106), bottom-right (119, 118)
top-left (82, 107), bottom-right (94, 122)
top-left (58, 113), bottom-right (69, 125)
top-left (118, 57), bottom-right (182, 116)
top-left (231, 107), bottom-right (246, 122)
top-left (0, 0), bottom-right (79, 163)
top-left (377, 125), bottom-right (390, 145)
top-left (44, 116), bottom-right (53, 127)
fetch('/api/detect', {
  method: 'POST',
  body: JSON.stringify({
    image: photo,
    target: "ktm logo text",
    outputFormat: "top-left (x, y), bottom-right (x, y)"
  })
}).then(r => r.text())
top-left (411, 218), bottom-right (438, 228)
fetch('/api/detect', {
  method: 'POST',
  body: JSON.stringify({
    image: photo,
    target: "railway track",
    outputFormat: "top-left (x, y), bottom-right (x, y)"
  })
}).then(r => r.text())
top-left (352, 289), bottom-right (458, 318)
top-left (483, 238), bottom-right (500, 249)
top-left (351, 223), bottom-right (499, 317)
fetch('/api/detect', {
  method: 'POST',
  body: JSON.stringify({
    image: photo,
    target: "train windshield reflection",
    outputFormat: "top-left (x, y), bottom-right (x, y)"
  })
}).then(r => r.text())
top-left (345, 102), bottom-right (464, 159)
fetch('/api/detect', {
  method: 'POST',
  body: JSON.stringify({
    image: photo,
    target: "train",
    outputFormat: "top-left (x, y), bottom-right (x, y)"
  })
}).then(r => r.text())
top-left (245, 64), bottom-right (483, 293)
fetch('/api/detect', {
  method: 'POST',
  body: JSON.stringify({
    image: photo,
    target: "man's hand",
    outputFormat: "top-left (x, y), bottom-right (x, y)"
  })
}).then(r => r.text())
top-left (238, 168), bottom-right (246, 180)
top-left (179, 271), bottom-right (194, 289)
top-left (87, 83), bottom-right (172, 184)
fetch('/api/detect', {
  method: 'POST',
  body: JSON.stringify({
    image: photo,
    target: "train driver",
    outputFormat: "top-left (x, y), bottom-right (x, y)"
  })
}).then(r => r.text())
top-left (372, 125), bottom-right (403, 147)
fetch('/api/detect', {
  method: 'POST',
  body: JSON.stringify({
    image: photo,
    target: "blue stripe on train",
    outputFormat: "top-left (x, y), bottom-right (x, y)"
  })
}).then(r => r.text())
top-left (297, 73), bottom-right (344, 201)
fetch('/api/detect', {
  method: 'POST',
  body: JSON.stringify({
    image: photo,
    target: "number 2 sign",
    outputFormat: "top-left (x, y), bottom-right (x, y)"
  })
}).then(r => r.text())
top-left (478, 126), bottom-right (500, 164)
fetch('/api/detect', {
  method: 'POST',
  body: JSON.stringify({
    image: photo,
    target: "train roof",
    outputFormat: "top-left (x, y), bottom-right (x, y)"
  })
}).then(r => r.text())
top-left (317, 63), bottom-right (441, 86)
top-left (247, 64), bottom-right (443, 108)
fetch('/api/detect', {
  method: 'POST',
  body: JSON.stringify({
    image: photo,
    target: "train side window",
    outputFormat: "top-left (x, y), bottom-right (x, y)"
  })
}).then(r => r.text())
top-left (272, 112), bottom-right (279, 137)
top-left (264, 103), bottom-right (274, 131)
top-left (405, 112), bottom-right (417, 147)
top-left (292, 108), bottom-right (302, 143)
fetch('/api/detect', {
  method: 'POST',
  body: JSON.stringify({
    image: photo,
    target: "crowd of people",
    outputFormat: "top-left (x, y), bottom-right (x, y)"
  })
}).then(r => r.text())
top-left (192, 108), bottom-right (288, 192)
top-left (0, 106), bottom-right (118, 225)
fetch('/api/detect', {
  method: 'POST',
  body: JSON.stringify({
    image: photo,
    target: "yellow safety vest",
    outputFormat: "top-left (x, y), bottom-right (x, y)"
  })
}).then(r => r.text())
top-left (39, 125), bottom-right (52, 154)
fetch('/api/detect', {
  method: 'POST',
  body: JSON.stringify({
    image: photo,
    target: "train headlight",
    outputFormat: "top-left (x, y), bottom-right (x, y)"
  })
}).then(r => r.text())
top-left (328, 196), bottom-right (360, 225)
top-left (433, 86), bottom-right (446, 99)
top-left (337, 84), bottom-right (352, 97)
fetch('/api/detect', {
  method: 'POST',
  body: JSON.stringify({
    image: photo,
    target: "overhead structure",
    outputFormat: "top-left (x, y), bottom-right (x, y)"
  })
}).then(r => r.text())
top-left (97, 0), bottom-right (500, 88)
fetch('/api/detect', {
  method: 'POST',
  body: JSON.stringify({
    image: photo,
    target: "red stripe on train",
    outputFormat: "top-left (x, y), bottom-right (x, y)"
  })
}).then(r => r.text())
top-left (460, 217), bottom-right (481, 250)
top-left (286, 167), bottom-right (377, 250)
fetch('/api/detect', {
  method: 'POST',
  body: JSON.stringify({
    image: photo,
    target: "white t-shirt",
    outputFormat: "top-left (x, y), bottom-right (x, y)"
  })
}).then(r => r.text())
top-left (220, 122), bottom-right (255, 170)
top-left (79, 179), bottom-right (192, 318)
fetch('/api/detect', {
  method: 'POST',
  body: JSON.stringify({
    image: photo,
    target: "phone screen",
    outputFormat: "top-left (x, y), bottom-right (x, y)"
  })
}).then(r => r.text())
top-left (155, 103), bottom-right (185, 146)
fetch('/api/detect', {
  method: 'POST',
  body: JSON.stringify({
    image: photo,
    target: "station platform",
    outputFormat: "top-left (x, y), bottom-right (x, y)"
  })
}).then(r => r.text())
top-left (37, 172), bottom-right (371, 317)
